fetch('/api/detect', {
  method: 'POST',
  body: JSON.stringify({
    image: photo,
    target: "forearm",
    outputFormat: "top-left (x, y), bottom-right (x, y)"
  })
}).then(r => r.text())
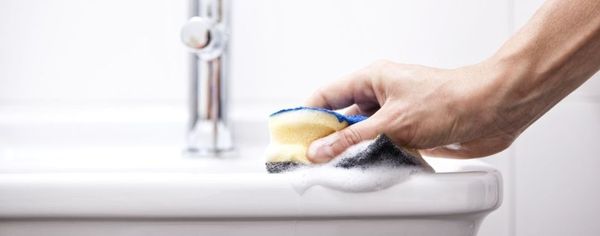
top-left (487, 0), bottom-right (600, 131)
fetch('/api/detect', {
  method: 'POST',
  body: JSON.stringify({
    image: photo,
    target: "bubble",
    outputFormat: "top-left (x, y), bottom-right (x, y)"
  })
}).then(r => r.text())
top-left (285, 140), bottom-right (426, 194)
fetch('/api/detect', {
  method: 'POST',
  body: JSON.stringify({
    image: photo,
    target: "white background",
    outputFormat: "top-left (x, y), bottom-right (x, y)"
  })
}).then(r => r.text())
top-left (1, 0), bottom-right (600, 235)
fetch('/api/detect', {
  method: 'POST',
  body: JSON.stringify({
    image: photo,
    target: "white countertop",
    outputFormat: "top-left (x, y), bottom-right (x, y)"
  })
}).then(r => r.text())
top-left (0, 107), bottom-right (501, 219)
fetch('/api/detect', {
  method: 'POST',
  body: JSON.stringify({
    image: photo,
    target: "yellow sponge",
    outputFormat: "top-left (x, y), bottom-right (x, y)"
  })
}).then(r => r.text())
top-left (265, 107), bottom-right (367, 165)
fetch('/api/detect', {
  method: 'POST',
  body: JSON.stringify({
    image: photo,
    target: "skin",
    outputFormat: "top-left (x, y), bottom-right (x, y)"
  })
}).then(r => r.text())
top-left (305, 0), bottom-right (600, 163)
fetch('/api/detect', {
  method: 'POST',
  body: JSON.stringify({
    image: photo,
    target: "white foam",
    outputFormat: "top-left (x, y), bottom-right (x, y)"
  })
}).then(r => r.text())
top-left (286, 140), bottom-right (425, 194)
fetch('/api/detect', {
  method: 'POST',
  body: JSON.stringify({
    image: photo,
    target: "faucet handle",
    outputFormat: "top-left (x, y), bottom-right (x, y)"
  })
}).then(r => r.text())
top-left (181, 16), bottom-right (227, 60)
top-left (181, 17), bottom-right (211, 49)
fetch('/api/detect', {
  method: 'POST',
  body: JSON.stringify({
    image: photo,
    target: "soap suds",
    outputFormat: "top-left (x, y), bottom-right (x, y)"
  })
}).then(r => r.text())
top-left (284, 140), bottom-right (427, 194)
top-left (289, 164), bottom-right (420, 194)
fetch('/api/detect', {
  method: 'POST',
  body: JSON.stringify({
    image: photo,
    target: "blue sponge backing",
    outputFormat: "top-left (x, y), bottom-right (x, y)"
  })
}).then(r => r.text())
top-left (270, 106), bottom-right (367, 125)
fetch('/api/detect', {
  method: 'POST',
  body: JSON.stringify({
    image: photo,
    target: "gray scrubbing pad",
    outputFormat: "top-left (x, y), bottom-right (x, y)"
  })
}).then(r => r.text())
top-left (334, 135), bottom-right (432, 170)
top-left (265, 162), bottom-right (302, 173)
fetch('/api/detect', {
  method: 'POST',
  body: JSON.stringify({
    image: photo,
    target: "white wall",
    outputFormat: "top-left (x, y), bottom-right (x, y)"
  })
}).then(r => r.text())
top-left (0, 0), bottom-right (510, 107)
top-left (0, 0), bottom-right (188, 105)
top-left (513, 1), bottom-right (600, 235)
top-left (230, 0), bottom-right (509, 106)
top-left (0, 1), bottom-right (599, 236)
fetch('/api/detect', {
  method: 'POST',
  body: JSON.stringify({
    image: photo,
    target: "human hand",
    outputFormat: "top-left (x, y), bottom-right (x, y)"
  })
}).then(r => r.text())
top-left (305, 59), bottom-right (525, 163)
top-left (305, 0), bottom-right (600, 164)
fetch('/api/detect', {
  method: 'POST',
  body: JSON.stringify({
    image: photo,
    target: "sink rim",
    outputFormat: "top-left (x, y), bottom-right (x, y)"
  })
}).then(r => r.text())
top-left (0, 107), bottom-right (502, 219)
top-left (0, 163), bottom-right (501, 219)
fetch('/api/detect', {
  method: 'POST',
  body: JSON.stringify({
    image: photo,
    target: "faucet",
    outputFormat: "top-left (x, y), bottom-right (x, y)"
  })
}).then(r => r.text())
top-left (181, 0), bottom-right (233, 155)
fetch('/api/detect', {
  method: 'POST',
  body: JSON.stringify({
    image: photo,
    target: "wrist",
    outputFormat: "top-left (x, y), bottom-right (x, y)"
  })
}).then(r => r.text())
top-left (479, 50), bottom-right (554, 135)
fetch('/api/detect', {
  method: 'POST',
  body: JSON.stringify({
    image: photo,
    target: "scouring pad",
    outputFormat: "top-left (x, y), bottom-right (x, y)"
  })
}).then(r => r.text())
top-left (265, 106), bottom-right (433, 173)
top-left (333, 135), bottom-right (433, 172)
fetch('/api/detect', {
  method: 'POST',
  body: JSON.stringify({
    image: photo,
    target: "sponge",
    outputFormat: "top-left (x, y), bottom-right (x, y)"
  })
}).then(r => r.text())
top-left (265, 107), bottom-right (365, 167)
top-left (265, 107), bottom-right (433, 173)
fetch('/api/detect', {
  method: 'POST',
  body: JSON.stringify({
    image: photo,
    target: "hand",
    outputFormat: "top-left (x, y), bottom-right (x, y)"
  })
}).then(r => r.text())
top-left (305, 59), bottom-right (524, 163)
top-left (305, 0), bottom-right (600, 164)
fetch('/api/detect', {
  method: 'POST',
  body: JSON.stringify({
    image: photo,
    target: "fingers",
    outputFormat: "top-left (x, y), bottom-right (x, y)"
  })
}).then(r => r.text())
top-left (307, 114), bottom-right (384, 163)
top-left (343, 102), bottom-right (381, 117)
top-left (342, 104), bottom-right (363, 116)
top-left (305, 69), bottom-right (374, 110)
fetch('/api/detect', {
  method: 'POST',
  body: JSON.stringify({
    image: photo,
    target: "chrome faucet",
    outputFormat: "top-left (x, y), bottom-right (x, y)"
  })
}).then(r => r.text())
top-left (181, 0), bottom-right (233, 155)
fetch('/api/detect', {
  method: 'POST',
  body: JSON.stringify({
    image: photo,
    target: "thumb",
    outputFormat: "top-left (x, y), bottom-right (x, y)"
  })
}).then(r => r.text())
top-left (307, 117), bottom-right (382, 163)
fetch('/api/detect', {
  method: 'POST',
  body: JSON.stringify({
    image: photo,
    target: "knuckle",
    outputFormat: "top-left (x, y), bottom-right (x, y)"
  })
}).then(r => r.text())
top-left (313, 87), bottom-right (326, 98)
top-left (308, 88), bottom-right (329, 108)
top-left (370, 59), bottom-right (393, 69)
top-left (367, 59), bottom-right (394, 78)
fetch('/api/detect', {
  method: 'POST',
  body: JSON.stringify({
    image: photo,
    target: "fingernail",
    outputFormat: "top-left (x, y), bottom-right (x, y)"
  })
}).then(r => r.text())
top-left (308, 136), bottom-right (335, 163)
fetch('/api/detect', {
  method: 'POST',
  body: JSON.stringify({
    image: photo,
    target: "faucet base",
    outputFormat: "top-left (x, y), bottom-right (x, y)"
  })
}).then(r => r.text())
top-left (184, 147), bottom-right (236, 158)
top-left (186, 120), bottom-right (235, 157)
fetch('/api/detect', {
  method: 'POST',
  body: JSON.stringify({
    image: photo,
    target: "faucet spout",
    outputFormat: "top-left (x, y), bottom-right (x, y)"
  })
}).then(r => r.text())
top-left (181, 0), bottom-right (233, 155)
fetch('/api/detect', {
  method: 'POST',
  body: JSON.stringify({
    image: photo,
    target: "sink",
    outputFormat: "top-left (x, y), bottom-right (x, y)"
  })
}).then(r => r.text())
top-left (0, 106), bottom-right (501, 236)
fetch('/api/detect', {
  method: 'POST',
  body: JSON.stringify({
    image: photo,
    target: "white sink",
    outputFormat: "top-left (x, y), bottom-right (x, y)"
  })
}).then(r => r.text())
top-left (0, 107), bottom-right (501, 236)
